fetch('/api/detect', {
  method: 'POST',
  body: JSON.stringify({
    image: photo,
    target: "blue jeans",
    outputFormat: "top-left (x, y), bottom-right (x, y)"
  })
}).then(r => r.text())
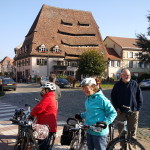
top-left (87, 133), bottom-right (107, 150)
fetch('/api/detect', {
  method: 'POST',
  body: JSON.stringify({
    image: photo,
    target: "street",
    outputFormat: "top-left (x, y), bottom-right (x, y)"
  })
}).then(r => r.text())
top-left (0, 83), bottom-right (150, 149)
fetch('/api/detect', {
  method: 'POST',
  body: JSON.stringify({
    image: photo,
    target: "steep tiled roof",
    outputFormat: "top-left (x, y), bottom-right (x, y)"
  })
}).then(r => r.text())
top-left (106, 48), bottom-right (121, 60)
top-left (106, 36), bottom-right (140, 49)
top-left (15, 4), bottom-right (107, 60)
top-left (0, 57), bottom-right (14, 65)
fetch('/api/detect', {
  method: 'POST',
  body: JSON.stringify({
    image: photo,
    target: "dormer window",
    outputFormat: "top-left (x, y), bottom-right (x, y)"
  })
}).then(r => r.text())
top-left (39, 44), bottom-right (48, 53)
top-left (78, 21), bottom-right (90, 26)
top-left (52, 45), bottom-right (62, 54)
top-left (61, 20), bottom-right (72, 26)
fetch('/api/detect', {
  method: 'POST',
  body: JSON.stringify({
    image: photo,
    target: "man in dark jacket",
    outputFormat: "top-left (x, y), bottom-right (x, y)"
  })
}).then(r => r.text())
top-left (111, 68), bottom-right (143, 150)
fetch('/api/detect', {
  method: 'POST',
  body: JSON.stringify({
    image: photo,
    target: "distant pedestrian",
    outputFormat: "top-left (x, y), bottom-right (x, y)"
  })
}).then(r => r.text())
top-left (49, 74), bottom-right (61, 101)
top-left (111, 68), bottom-right (143, 150)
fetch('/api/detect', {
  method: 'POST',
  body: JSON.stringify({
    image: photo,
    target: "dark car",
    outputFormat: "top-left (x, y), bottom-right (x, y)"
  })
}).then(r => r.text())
top-left (2, 78), bottom-right (17, 91)
top-left (56, 78), bottom-right (71, 88)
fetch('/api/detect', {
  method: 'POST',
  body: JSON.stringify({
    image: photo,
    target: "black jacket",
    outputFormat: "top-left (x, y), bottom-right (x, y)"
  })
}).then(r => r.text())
top-left (111, 79), bottom-right (143, 112)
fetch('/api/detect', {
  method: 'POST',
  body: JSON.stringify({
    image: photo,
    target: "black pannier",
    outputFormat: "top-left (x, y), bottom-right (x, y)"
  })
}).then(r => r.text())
top-left (60, 124), bottom-right (74, 145)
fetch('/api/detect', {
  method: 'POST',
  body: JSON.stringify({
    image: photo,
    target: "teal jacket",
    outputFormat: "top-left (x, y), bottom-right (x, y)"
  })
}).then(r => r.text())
top-left (81, 90), bottom-right (117, 136)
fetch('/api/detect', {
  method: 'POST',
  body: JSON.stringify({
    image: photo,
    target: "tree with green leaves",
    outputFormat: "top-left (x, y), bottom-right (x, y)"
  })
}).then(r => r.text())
top-left (136, 14), bottom-right (150, 63)
top-left (78, 49), bottom-right (107, 77)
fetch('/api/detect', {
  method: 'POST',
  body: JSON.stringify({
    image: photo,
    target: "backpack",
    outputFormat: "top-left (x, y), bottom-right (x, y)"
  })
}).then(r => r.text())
top-left (60, 124), bottom-right (74, 145)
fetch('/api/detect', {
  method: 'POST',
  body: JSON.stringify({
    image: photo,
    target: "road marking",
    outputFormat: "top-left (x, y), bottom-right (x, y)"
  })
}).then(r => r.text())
top-left (0, 106), bottom-right (17, 110)
top-left (1, 128), bottom-right (18, 135)
top-left (0, 102), bottom-right (17, 121)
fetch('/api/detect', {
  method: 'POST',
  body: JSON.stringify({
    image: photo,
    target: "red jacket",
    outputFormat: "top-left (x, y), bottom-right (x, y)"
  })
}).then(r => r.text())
top-left (30, 92), bottom-right (58, 132)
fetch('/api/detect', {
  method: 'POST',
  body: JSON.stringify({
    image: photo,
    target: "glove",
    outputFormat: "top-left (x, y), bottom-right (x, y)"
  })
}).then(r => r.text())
top-left (75, 114), bottom-right (82, 120)
top-left (28, 115), bottom-right (34, 121)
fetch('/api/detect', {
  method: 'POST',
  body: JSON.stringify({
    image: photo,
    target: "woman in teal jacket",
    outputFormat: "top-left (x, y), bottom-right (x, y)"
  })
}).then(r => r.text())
top-left (76, 78), bottom-right (117, 150)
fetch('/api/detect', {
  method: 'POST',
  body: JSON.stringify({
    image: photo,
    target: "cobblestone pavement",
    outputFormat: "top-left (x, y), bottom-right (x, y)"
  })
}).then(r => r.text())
top-left (0, 83), bottom-right (150, 149)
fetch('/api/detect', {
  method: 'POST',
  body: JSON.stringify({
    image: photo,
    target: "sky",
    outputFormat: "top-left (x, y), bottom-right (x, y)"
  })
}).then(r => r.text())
top-left (0, 0), bottom-right (150, 60)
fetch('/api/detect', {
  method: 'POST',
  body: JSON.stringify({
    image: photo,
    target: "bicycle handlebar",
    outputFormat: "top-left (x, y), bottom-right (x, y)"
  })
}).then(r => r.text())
top-left (34, 98), bottom-right (40, 103)
top-left (122, 105), bottom-right (132, 113)
top-left (10, 118), bottom-right (19, 124)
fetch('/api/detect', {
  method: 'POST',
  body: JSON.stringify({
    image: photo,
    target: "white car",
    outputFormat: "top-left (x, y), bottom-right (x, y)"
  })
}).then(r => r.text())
top-left (40, 77), bottom-right (49, 86)
top-left (139, 79), bottom-right (150, 89)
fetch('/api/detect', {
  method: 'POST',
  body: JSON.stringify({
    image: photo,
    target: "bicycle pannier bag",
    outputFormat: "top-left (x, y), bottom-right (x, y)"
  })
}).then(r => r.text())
top-left (60, 124), bottom-right (73, 145)
top-left (32, 123), bottom-right (49, 140)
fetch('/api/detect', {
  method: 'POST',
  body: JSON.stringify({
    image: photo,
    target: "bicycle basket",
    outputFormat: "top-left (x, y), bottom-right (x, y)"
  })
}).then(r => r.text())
top-left (32, 123), bottom-right (49, 140)
top-left (60, 124), bottom-right (74, 145)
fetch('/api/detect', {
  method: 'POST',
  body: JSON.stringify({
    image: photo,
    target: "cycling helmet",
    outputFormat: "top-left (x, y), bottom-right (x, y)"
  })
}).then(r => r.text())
top-left (80, 78), bottom-right (96, 87)
top-left (41, 82), bottom-right (56, 91)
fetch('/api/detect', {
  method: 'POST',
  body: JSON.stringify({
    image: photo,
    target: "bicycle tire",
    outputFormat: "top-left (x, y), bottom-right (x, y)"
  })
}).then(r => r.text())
top-left (24, 129), bottom-right (39, 150)
top-left (107, 137), bottom-right (145, 150)
top-left (79, 143), bottom-right (88, 150)
top-left (70, 134), bottom-right (80, 150)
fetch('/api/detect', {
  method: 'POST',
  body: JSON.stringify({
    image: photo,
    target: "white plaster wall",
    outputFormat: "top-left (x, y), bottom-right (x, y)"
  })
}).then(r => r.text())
top-left (108, 66), bottom-right (122, 79)
top-left (31, 57), bottom-right (47, 77)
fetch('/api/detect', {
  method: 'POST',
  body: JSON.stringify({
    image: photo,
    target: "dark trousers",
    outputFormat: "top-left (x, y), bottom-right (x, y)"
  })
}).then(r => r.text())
top-left (38, 132), bottom-right (55, 150)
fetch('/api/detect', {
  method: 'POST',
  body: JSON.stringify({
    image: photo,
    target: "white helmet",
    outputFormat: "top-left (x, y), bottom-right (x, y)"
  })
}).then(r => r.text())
top-left (41, 82), bottom-right (56, 91)
top-left (80, 78), bottom-right (96, 87)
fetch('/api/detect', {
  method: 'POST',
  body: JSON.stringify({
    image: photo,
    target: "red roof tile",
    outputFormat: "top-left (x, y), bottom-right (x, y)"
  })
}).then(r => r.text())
top-left (106, 48), bottom-right (121, 60)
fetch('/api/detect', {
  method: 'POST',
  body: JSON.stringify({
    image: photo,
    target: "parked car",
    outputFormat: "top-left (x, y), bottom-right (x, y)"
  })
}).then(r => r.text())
top-left (0, 76), bottom-right (5, 79)
top-left (40, 76), bottom-right (49, 86)
top-left (139, 79), bottom-right (150, 89)
top-left (56, 78), bottom-right (71, 88)
top-left (2, 78), bottom-right (17, 91)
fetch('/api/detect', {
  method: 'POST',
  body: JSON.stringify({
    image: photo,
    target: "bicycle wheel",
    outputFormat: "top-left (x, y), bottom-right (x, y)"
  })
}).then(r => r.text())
top-left (107, 137), bottom-right (145, 150)
top-left (24, 129), bottom-right (39, 150)
top-left (48, 133), bottom-right (56, 150)
top-left (79, 143), bottom-right (88, 150)
top-left (70, 134), bottom-right (80, 150)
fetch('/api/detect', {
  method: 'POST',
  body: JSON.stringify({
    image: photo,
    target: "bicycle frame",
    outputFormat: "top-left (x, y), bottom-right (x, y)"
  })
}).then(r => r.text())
top-left (106, 105), bottom-right (145, 150)
top-left (68, 118), bottom-right (107, 150)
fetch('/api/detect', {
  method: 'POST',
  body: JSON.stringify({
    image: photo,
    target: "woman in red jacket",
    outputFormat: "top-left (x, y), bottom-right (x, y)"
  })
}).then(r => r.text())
top-left (30, 82), bottom-right (58, 150)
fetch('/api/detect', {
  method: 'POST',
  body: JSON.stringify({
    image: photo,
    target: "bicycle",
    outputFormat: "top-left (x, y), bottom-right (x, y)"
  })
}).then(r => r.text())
top-left (106, 105), bottom-right (145, 150)
top-left (10, 104), bottom-right (39, 150)
top-left (66, 118), bottom-right (107, 150)
top-left (10, 101), bottom-right (56, 150)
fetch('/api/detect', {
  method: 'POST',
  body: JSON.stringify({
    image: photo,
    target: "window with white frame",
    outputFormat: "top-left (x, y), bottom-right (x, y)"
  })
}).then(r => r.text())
top-left (71, 61), bottom-right (78, 67)
top-left (129, 61), bottom-right (133, 68)
top-left (67, 71), bottom-right (74, 76)
top-left (37, 59), bottom-right (47, 65)
top-left (128, 52), bottom-right (133, 58)
top-left (111, 60), bottom-right (114, 67)
top-left (52, 45), bottom-right (61, 54)
top-left (116, 61), bottom-right (120, 67)
top-left (39, 44), bottom-right (48, 53)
